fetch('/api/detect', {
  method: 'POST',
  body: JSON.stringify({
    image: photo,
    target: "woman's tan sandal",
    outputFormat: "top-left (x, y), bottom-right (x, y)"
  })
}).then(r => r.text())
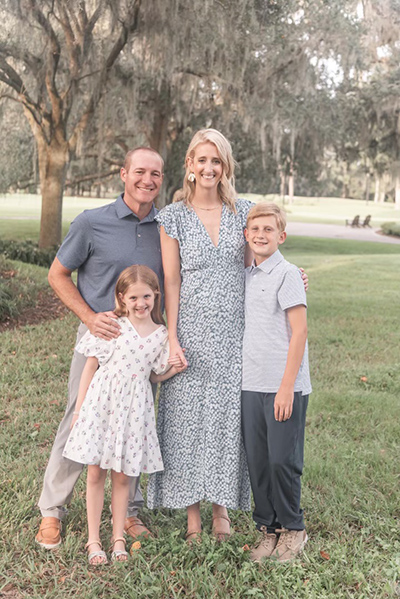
top-left (185, 530), bottom-right (202, 545)
top-left (85, 540), bottom-right (108, 566)
top-left (212, 515), bottom-right (231, 542)
top-left (111, 537), bottom-right (128, 562)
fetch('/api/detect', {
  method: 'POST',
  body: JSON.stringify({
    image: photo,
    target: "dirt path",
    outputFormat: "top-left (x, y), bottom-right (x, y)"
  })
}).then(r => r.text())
top-left (286, 222), bottom-right (400, 244)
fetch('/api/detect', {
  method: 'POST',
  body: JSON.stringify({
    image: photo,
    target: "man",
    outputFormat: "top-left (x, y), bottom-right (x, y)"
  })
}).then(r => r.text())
top-left (36, 147), bottom-right (164, 549)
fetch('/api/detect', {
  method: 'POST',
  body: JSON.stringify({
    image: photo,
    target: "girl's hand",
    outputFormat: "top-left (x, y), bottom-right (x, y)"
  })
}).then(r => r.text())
top-left (70, 412), bottom-right (79, 430)
top-left (169, 338), bottom-right (188, 367)
top-left (168, 350), bottom-right (187, 369)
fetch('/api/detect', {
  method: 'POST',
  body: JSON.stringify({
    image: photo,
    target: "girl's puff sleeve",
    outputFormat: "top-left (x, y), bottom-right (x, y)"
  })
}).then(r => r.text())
top-left (152, 337), bottom-right (170, 375)
top-left (75, 330), bottom-right (116, 365)
top-left (154, 204), bottom-right (179, 240)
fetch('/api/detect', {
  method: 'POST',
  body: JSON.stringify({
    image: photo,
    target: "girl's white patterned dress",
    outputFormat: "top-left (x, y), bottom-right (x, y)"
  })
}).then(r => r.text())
top-left (147, 198), bottom-right (253, 510)
top-left (63, 318), bottom-right (169, 477)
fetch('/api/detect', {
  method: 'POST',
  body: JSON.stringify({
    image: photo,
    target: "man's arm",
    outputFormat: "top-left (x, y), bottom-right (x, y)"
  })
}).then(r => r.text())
top-left (48, 257), bottom-right (120, 340)
top-left (274, 304), bottom-right (308, 422)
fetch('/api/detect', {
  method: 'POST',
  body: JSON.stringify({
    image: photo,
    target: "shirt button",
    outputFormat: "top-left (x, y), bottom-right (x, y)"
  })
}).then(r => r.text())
top-left (138, 234), bottom-right (141, 237)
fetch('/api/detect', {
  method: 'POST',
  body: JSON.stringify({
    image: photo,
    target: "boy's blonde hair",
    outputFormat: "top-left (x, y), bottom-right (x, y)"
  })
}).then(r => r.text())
top-left (114, 265), bottom-right (165, 325)
top-left (173, 128), bottom-right (237, 213)
top-left (246, 202), bottom-right (287, 232)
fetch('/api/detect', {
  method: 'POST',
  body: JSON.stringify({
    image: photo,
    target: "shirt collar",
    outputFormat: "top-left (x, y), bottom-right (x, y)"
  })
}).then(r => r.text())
top-left (115, 194), bottom-right (157, 222)
top-left (249, 249), bottom-right (284, 274)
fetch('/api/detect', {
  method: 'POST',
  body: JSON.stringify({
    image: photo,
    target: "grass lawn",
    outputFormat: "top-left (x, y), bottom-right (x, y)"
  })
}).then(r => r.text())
top-left (1, 237), bottom-right (400, 598)
top-left (1, 193), bottom-right (400, 242)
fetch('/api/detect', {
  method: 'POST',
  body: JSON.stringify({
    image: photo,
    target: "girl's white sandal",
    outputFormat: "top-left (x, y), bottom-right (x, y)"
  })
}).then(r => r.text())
top-left (85, 540), bottom-right (108, 566)
top-left (111, 537), bottom-right (129, 562)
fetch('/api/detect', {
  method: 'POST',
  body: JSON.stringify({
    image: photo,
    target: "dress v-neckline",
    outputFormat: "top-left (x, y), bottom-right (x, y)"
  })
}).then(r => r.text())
top-left (190, 204), bottom-right (224, 249)
top-left (124, 318), bottom-right (164, 339)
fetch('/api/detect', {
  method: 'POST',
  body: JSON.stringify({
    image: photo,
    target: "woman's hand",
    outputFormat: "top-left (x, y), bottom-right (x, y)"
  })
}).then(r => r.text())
top-left (168, 338), bottom-right (188, 367)
top-left (299, 268), bottom-right (309, 292)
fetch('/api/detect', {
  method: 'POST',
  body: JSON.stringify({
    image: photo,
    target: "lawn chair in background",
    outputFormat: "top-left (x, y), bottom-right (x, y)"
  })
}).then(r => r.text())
top-left (361, 215), bottom-right (372, 227)
top-left (345, 215), bottom-right (360, 227)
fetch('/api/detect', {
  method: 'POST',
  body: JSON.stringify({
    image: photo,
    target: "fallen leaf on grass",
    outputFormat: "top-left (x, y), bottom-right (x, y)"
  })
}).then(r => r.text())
top-left (130, 541), bottom-right (141, 553)
top-left (320, 550), bottom-right (330, 560)
top-left (169, 571), bottom-right (176, 576)
top-left (34, 423), bottom-right (41, 430)
top-left (303, 579), bottom-right (310, 586)
top-left (50, 400), bottom-right (60, 406)
top-left (58, 576), bottom-right (66, 584)
top-left (360, 376), bottom-right (368, 382)
top-left (241, 544), bottom-right (250, 551)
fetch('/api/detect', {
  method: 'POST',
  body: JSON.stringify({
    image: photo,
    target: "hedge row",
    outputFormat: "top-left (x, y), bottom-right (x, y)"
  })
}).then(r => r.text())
top-left (0, 239), bottom-right (58, 267)
top-left (381, 222), bottom-right (400, 238)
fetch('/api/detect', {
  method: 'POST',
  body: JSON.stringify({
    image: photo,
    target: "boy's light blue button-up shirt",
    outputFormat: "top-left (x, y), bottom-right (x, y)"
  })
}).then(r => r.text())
top-left (242, 249), bottom-right (312, 395)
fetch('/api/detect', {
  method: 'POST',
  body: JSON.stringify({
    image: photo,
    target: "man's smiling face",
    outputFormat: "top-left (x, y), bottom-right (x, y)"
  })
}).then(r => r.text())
top-left (120, 149), bottom-right (164, 216)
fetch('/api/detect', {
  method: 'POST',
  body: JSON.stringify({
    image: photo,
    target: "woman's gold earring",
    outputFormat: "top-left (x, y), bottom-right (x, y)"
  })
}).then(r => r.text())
top-left (188, 172), bottom-right (196, 183)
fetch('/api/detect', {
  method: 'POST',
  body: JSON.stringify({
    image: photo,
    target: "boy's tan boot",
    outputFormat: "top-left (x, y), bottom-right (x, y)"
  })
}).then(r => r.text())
top-left (271, 528), bottom-right (308, 563)
top-left (250, 526), bottom-right (278, 562)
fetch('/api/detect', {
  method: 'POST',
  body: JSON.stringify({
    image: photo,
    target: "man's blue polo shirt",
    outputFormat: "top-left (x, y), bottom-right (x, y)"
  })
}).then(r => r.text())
top-left (57, 194), bottom-right (163, 313)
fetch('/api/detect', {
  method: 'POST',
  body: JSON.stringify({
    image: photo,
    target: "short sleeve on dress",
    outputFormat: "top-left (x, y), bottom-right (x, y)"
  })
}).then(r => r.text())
top-left (155, 204), bottom-right (179, 240)
top-left (75, 330), bottom-right (116, 365)
top-left (236, 198), bottom-right (255, 230)
top-left (152, 338), bottom-right (170, 375)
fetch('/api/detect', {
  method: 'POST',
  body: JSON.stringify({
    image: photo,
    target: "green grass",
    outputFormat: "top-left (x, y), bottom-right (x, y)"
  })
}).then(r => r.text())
top-left (1, 193), bottom-right (400, 241)
top-left (0, 256), bottom-right (53, 320)
top-left (1, 237), bottom-right (400, 598)
top-left (242, 193), bottom-right (400, 227)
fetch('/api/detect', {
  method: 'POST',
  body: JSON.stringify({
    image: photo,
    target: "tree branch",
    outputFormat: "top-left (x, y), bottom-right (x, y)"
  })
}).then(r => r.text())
top-left (69, 0), bottom-right (142, 153)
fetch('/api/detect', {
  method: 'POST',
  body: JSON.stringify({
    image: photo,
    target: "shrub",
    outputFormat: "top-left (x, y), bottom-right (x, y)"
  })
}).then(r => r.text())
top-left (0, 239), bottom-right (58, 267)
top-left (380, 222), bottom-right (400, 238)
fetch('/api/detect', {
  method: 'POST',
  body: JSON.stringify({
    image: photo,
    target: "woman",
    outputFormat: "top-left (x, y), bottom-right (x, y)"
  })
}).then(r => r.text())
top-left (147, 129), bottom-right (252, 542)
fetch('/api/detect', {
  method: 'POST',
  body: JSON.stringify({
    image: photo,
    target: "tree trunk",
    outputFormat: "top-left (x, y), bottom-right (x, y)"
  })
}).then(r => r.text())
top-left (288, 161), bottom-right (295, 204)
top-left (37, 136), bottom-right (69, 248)
top-left (395, 175), bottom-right (400, 210)
top-left (374, 176), bottom-right (380, 203)
top-left (279, 167), bottom-right (286, 201)
top-left (149, 112), bottom-right (169, 207)
top-left (364, 172), bottom-right (370, 205)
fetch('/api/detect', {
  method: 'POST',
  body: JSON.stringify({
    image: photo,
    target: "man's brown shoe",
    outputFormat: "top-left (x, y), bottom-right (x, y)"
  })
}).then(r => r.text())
top-left (271, 528), bottom-right (308, 563)
top-left (124, 516), bottom-right (152, 540)
top-left (250, 526), bottom-right (278, 562)
top-left (35, 517), bottom-right (62, 550)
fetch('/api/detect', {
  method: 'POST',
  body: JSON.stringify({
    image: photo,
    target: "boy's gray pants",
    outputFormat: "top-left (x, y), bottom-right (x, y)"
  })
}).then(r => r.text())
top-left (38, 322), bottom-right (145, 520)
top-left (241, 390), bottom-right (308, 532)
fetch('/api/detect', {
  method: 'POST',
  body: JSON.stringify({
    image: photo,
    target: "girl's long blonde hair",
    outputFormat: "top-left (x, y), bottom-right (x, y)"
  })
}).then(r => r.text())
top-left (114, 265), bottom-right (165, 325)
top-left (174, 129), bottom-right (237, 212)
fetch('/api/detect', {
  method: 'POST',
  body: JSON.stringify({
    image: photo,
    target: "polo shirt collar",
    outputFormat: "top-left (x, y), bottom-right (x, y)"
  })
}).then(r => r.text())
top-left (115, 194), bottom-right (157, 222)
top-left (250, 249), bottom-right (284, 274)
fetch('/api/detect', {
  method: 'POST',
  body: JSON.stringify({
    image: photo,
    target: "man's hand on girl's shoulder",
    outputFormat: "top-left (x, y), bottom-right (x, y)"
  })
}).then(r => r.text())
top-left (86, 311), bottom-right (121, 340)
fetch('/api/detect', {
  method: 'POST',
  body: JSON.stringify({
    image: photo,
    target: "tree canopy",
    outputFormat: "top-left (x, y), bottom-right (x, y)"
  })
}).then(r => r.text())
top-left (1, 0), bottom-right (399, 246)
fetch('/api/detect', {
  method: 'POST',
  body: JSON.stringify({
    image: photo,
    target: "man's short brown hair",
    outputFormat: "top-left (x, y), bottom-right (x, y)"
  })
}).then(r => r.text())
top-left (124, 147), bottom-right (164, 172)
top-left (246, 202), bottom-right (287, 232)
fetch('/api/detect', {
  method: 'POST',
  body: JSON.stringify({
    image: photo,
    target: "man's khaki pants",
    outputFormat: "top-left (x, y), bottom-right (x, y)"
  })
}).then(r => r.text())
top-left (38, 322), bottom-right (144, 520)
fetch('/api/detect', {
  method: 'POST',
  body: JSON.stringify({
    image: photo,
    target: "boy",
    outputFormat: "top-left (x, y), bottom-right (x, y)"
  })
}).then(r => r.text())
top-left (241, 202), bottom-right (312, 563)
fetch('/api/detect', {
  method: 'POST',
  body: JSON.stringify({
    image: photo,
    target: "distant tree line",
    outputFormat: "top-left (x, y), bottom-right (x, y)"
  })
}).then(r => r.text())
top-left (0, 0), bottom-right (399, 247)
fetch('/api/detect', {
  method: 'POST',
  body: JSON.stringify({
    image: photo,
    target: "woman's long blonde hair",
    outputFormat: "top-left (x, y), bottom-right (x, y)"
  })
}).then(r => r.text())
top-left (174, 129), bottom-right (237, 212)
top-left (114, 265), bottom-right (165, 325)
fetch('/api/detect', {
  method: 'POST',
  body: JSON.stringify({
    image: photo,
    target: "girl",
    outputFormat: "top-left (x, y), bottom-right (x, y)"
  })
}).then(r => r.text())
top-left (63, 265), bottom-right (185, 565)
